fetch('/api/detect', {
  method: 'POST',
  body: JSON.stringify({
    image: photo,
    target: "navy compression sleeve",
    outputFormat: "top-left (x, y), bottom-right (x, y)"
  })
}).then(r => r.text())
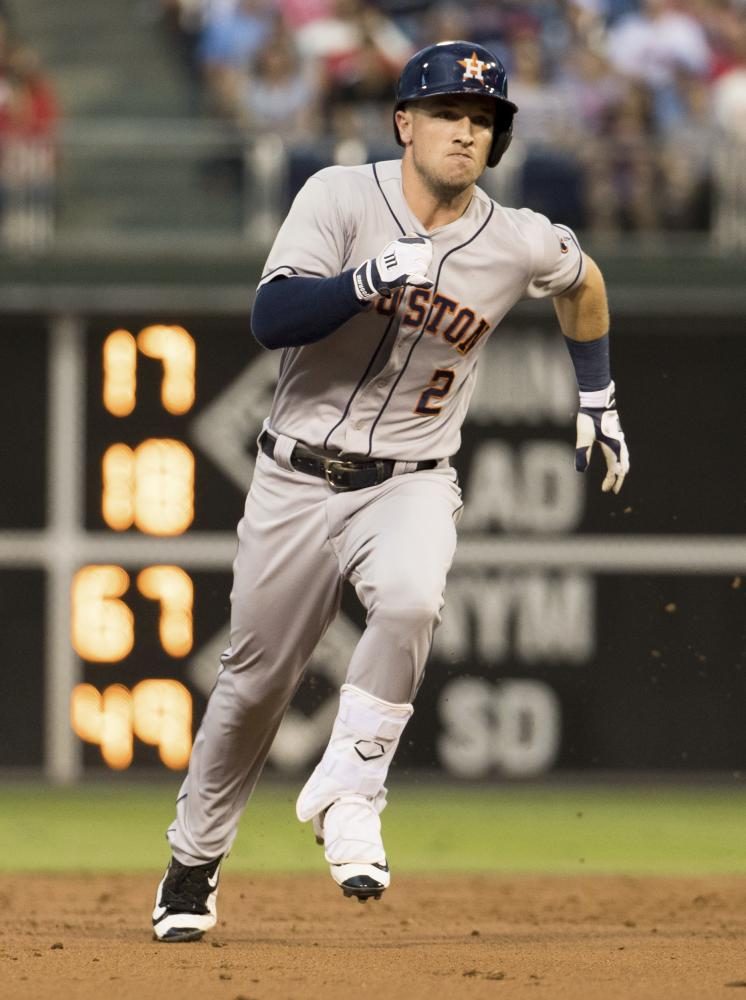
top-left (563, 333), bottom-right (611, 391)
top-left (251, 271), bottom-right (366, 349)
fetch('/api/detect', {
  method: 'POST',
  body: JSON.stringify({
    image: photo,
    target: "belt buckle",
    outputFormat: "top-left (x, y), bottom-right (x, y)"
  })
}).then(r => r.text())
top-left (324, 459), bottom-right (361, 492)
top-left (324, 458), bottom-right (390, 492)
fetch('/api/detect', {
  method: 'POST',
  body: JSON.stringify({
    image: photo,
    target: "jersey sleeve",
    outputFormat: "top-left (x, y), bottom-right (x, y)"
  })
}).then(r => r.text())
top-left (521, 211), bottom-right (586, 300)
top-left (258, 170), bottom-right (351, 289)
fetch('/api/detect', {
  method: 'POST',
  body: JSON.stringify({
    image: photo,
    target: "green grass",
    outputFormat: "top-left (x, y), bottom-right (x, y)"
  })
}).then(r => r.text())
top-left (1, 781), bottom-right (745, 875)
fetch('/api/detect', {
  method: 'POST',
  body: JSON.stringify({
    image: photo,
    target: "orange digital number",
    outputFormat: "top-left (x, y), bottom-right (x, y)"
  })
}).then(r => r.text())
top-left (70, 679), bottom-right (193, 770)
top-left (71, 565), bottom-right (134, 662)
top-left (72, 564), bottom-right (194, 662)
top-left (101, 438), bottom-right (194, 536)
top-left (102, 325), bottom-right (195, 417)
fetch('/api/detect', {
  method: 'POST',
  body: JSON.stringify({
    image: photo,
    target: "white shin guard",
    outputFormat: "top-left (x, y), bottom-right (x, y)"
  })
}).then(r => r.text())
top-left (296, 684), bottom-right (413, 882)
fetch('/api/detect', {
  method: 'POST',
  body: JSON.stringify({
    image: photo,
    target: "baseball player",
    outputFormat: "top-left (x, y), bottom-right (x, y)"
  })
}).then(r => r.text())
top-left (152, 39), bottom-right (629, 942)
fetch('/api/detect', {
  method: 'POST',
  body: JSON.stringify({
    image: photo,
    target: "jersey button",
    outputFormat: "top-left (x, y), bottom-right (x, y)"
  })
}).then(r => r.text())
top-left (350, 418), bottom-right (364, 430)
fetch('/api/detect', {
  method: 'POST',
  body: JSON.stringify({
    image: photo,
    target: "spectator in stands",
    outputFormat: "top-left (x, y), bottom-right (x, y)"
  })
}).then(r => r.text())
top-left (418, 3), bottom-right (472, 51)
top-left (592, 82), bottom-right (661, 232)
top-left (297, 0), bottom-right (413, 112)
top-left (276, 0), bottom-right (331, 31)
top-left (198, 0), bottom-right (276, 117)
top-left (707, 16), bottom-right (746, 247)
top-left (711, 28), bottom-right (746, 140)
top-left (0, 44), bottom-right (58, 249)
top-left (658, 70), bottom-right (713, 228)
top-left (2, 45), bottom-right (58, 138)
top-left (236, 24), bottom-right (322, 140)
top-left (506, 31), bottom-right (574, 145)
top-left (153, 0), bottom-right (741, 241)
top-left (559, 43), bottom-right (628, 140)
top-left (506, 28), bottom-right (585, 226)
top-left (295, 0), bottom-right (412, 142)
top-left (158, 0), bottom-right (207, 105)
top-left (691, 0), bottom-right (746, 80)
top-left (605, 0), bottom-right (712, 132)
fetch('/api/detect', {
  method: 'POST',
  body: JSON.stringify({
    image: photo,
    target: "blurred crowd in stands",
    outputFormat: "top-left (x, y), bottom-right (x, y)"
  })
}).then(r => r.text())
top-left (158, 0), bottom-right (746, 234)
top-left (0, 0), bottom-right (744, 246)
top-left (0, 1), bottom-right (57, 247)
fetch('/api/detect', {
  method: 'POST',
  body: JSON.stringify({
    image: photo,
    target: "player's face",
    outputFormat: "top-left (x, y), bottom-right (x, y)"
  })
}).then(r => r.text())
top-left (397, 95), bottom-right (494, 198)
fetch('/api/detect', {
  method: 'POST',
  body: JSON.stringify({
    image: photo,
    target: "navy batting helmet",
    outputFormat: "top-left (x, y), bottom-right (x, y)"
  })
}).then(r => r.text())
top-left (394, 40), bottom-right (518, 168)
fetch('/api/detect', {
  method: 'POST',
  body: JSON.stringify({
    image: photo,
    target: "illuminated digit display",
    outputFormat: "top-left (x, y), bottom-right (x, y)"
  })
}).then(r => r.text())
top-left (131, 679), bottom-right (192, 769)
top-left (71, 682), bottom-right (134, 770)
top-left (71, 320), bottom-right (214, 771)
top-left (72, 563), bottom-right (194, 660)
top-left (102, 438), bottom-right (194, 535)
top-left (136, 566), bottom-right (194, 657)
top-left (71, 679), bottom-right (192, 770)
top-left (102, 330), bottom-right (137, 416)
top-left (137, 325), bottom-right (196, 415)
top-left (102, 324), bottom-right (195, 418)
top-left (71, 565), bottom-right (134, 662)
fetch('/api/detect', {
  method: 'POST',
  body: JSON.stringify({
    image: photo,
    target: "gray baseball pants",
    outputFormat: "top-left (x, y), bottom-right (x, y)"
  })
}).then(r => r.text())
top-left (167, 443), bottom-right (461, 865)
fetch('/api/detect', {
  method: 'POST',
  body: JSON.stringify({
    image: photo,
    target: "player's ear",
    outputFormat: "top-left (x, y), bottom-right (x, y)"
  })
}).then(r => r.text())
top-left (395, 107), bottom-right (414, 147)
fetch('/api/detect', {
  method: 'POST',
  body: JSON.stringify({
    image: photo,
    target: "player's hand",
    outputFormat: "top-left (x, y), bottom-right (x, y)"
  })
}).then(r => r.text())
top-left (353, 235), bottom-right (433, 302)
top-left (575, 381), bottom-right (630, 494)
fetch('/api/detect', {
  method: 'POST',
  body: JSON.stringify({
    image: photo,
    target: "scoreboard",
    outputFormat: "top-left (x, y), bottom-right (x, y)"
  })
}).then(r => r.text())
top-left (1, 310), bottom-right (253, 779)
top-left (0, 299), bottom-right (744, 781)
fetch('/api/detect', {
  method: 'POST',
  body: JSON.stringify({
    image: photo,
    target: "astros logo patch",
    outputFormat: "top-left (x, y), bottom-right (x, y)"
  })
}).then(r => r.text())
top-left (458, 51), bottom-right (487, 82)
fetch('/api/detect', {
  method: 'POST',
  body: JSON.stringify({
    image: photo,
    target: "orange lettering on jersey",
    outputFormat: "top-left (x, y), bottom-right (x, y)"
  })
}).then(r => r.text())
top-left (442, 307), bottom-right (475, 345)
top-left (456, 317), bottom-right (491, 354)
top-left (375, 284), bottom-right (491, 357)
top-left (376, 287), bottom-right (404, 316)
top-left (401, 286), bottom-right (432, 327)
top-left (425, 294), bottom-right (457, 335)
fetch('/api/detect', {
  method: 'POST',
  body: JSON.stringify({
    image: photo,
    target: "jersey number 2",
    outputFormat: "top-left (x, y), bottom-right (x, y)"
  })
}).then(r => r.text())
top-left (415, 369), bottom-right (455, 415)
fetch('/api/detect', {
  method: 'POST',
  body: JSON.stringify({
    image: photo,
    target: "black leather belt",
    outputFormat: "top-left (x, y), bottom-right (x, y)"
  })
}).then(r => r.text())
top-left (259, 432), bottom-right (439, 492)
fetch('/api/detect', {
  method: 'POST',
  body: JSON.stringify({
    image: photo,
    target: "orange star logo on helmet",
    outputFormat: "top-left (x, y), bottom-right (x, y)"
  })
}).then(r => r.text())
top-left (457, 52), bottom-right (487, 83)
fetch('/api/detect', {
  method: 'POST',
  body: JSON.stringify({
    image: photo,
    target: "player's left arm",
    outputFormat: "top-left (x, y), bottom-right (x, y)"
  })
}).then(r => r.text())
top-left (553, 254), bottom-right (630, 494)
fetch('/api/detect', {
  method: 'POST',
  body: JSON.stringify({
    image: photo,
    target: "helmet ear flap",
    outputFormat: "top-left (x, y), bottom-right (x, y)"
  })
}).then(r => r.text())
top-left (488, 104), bottom-right (515, 167)
top-left (489, 127), bottom-right (512, 168)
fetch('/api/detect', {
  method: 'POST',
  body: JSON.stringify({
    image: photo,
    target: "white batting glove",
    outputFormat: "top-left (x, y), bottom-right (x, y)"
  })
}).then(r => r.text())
top-left (575, 381), bottom-right (630, 494)
top-left (353, 235), bottom-right (433, 301)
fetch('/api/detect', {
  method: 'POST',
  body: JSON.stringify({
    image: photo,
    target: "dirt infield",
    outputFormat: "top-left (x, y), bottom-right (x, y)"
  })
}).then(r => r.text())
top-left (2, 873), bottom-right (746, 1000)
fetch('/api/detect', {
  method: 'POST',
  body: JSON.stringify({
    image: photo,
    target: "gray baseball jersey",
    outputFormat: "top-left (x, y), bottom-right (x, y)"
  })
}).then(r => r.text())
top-left (258, 158), bottom-right (585, 460)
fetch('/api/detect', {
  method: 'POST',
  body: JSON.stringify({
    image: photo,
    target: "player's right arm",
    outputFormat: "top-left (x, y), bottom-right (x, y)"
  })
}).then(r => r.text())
top-left (251, 172), bottom-right (432, 350)
top-left (252, 236), bottom-right (433, 349)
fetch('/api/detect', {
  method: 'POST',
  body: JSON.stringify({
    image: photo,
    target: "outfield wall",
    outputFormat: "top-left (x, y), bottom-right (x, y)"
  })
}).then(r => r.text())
top-left (0, 287), bottom-right (743, 780)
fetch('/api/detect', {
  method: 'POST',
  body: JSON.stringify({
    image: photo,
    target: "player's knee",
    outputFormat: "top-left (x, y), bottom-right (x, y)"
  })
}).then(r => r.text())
top-left (218, 645), bottom-right (298, 710)
top-left (372, 589), bottom-right (444, 635)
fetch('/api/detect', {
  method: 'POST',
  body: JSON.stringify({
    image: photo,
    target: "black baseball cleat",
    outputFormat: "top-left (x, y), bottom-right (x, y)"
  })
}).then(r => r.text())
top-left (152, 855), bottom-right (222, 942)
top-left (337, 863), bottom-right (389, 902)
